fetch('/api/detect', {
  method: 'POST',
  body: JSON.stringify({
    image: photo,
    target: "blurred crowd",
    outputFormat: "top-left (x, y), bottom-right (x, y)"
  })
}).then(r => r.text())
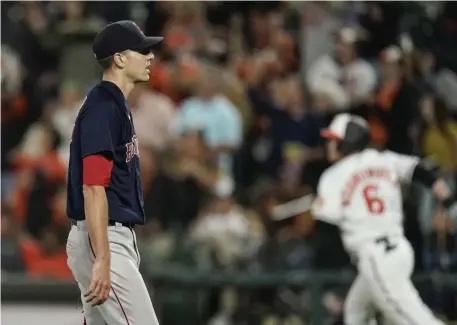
top-left (2, 1), bottom-right (457, 325)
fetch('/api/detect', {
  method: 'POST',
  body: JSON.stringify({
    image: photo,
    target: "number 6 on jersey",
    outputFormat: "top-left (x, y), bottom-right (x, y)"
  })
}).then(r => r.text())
top-left (362, 185), bottom-right (385, 215)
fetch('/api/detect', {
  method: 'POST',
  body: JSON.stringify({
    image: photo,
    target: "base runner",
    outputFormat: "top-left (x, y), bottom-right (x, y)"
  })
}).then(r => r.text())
top-left (312, 113), bottom-right (456, 325)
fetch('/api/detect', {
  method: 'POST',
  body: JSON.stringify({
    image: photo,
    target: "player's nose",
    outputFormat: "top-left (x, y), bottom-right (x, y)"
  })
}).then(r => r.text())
top-left (146, 51), bottom-right (154, 61)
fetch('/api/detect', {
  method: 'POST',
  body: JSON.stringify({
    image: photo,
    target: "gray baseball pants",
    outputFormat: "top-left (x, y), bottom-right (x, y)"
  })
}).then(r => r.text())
top-left (66, 220), bottom-right (160, 325)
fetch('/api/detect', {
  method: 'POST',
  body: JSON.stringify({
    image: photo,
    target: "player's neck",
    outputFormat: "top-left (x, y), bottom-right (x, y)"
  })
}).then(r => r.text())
top-left (102, 72), bottom-right (135, 99)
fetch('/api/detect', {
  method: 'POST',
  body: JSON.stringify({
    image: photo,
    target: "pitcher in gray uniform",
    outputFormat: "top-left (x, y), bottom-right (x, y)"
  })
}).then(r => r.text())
top-left (66, 20), bottom-right (162, 325)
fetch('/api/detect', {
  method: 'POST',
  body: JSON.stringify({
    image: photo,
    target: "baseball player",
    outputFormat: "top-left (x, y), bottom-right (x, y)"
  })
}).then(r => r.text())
top-left (312, 113), bottom-right (457, 325)
top-left (65, 21), bottom-right (162, 325)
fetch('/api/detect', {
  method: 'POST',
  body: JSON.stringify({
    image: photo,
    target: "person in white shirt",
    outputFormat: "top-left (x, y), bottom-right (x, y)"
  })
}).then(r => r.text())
top-left (306, 27), bottom-right (377, 111)
top-left (312, 113), bottom-right (457, 325)
top-left (52, 81), bottom-right (85, 165)
top-left (191, 176), bottom-right (261, 266)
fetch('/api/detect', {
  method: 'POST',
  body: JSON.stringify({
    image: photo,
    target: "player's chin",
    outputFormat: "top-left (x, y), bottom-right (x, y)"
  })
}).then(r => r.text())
top-left (136, 73), bottom-right (150, 82)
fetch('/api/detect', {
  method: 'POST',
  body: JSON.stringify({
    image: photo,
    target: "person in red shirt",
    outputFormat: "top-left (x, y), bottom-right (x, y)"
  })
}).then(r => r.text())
top-left (21, 226), bottom-right (72, 279)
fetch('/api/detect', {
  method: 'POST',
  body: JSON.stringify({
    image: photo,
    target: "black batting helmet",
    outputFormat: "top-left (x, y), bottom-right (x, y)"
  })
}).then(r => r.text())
top-left (320, 113), bottom-right (370, 155)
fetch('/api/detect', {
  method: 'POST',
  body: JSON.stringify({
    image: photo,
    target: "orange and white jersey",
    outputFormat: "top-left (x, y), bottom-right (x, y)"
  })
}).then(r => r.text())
top-left (312, 149), bottom-right (419, 256)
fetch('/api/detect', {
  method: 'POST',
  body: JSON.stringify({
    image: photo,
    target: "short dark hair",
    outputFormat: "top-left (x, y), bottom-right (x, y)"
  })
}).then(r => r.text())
top-left (97, 56), bottom-right (114, 71)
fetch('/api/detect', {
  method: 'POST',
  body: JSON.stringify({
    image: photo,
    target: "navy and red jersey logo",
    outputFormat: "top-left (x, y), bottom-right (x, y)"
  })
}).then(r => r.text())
top-left (125, 135), bottom-right (140, 162)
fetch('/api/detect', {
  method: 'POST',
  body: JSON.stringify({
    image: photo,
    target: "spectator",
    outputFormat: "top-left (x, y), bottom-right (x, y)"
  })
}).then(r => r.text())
top-left (191, 176), bottom-right (258, 268)
top-left (138, 145), bottom-right (174, 233)
top-left (417, 96), bottom-right (457, 236)
top-left (130, 83), bottom-right (176, 152)
top-left (9, 102), bottom-right (62, 171)
top-left (366, 45), bottom-right (402, 147)
top-left (145, 130), bottom-right (217, 230)
top-left (1, 45), bottom-right (28, 199)
top-left (423, 207), bottom-right (456, 272)
top-left (435, 68), bottom-right (457, 114)
top-left (277, 77), bottom-right (326, 190)
top-left (135, 145), bottom-right (178, 261)
top-left (422, 207), bottom-right (457, 320)
top-left (191, 175), bottom-right (264, 325)
top-left (411, 47), bottom-right (457, 115)
top-left (377, 48), bottom-right (420, 155)
top-left (358, 2), bottom-right (405, 60)
top-left (51, 81), bottom-right (84, 165)
top-left (54, 1), bottom-right (106, 87)
top-left (306, 26), bottom-right (377, 111)
top-left (172, 67), bottom-right (243, 176)
top-left (245, 179), bottom-right (280, 238)
top-left (147, 58), bottom-right (180, 103)
top-left (1, 209), bottom-right (26, 273)
top-left (301, 2), bottom-right (345, 72)
top-left (418, 95), bottom-right (457, 174)
top-left (364, 44), bottom-right (419, 154)
top-left (411, 45), bottom-right (457, 115)
top-left (162, 2), bottom-right (207, 57)
top-left (245, 184), bottom-right (315, 272)
top-left (247, 64), bottom-right (325, 183)
top-left (20, 226), bottom-right (72, 279)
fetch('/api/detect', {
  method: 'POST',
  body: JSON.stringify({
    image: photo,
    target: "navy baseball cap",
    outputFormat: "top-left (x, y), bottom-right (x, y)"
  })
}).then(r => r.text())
top-left (93, 20), bottom-right (163, 60)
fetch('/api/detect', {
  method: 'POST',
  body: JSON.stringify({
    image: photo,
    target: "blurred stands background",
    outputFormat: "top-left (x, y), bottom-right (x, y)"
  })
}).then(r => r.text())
top-left (1, 1), bottom-right (457, 325)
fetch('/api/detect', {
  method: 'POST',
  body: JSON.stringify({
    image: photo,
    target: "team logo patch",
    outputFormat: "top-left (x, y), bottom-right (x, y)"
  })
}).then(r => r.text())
top-left (125, 135), bottom-right (139, 162)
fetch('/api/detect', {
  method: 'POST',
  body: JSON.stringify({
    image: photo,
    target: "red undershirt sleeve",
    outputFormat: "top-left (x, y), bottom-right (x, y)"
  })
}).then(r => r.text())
top-left (83, 154), bottom-right (113, 187)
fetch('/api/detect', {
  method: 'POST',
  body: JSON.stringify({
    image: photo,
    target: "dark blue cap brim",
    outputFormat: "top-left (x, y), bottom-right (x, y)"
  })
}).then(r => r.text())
top-left (139, 37), bottom-right (163, 49)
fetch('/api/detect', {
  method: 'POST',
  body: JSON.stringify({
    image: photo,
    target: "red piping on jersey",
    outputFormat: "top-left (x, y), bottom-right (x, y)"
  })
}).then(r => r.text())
top-left (83, 154), bottom-right (113, 187)
top-left (88, 235), bottom-right (131, 325)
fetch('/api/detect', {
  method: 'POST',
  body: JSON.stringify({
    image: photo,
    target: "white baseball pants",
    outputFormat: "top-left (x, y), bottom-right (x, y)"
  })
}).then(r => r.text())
top-left (344, 236), bottom-right (445, 325)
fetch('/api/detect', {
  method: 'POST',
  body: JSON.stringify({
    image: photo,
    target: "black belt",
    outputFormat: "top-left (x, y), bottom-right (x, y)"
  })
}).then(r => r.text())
top-left (70, 219), bottom-right (135, 229)
top-left (375, 235), bottom-right (397, 252)
top-left (351, 235), bottom-right (398, 265)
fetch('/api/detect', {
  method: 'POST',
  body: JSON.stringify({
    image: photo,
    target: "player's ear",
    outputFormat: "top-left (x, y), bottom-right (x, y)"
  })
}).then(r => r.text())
top-left (113, 52), bottom-right (127, 69)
